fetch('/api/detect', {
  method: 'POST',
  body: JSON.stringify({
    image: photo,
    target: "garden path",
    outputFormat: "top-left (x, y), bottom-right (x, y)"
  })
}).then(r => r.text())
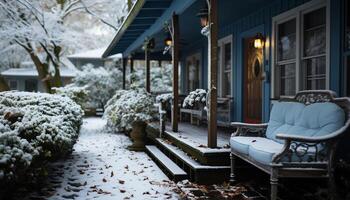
top-left (16, 117), bottom-right (179, 200)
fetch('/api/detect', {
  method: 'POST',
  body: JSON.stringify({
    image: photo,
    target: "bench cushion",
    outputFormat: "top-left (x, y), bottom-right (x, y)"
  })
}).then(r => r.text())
top-left (230, 136), bottom-right (258, 155)
top-left (248, 138), bottom-right (284, 165)
top-left (266, 102), bottom-right (345, 144)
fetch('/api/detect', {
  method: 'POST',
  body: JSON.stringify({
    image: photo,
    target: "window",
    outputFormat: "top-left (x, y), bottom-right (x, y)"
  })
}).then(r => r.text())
top-left (8, 80), bottom-right (18, 90)
top-left (25, 79), bottom-right (38, 92)
top-left (218, 35), bottom-right (232, 97)
top-left (272, 0), bottom-right (329, 97)
top-left (186, 53), bottom-right (201, 92)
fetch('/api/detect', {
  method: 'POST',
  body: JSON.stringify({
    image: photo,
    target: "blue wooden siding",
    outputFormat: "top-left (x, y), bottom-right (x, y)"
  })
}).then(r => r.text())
top-left (180, 0), bottom-right (345, 122)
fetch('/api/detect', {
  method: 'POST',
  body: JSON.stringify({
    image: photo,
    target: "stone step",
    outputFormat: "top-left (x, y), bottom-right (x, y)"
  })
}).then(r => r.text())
top-left (145, 145), bottom-right (187, 182)
top-left (155, 138), bottom-right (230, 184)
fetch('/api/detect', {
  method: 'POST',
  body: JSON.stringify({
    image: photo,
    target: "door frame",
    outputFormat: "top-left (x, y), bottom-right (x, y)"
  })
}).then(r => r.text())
top-left (235, 24), bottom-right (266, 122)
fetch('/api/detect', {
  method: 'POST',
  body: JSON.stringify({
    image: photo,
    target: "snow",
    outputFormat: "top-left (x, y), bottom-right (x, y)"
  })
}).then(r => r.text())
top-left (103, 89), bottom-right (155, 132)
top-left (34, 117), bottom-right (179, 200)
top-left (67, 48), bottom-right (122, 60)
top-left (1, 67), bottom-right (77, 77)
top-left (0, 91), bottom-right (83, 182)
top-left (182, 89), bottom-right (207, 108)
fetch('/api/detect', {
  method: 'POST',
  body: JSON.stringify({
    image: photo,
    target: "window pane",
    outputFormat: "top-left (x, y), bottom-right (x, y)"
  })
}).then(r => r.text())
top-left (224, 43), bottom-right (231, 70)
top-left (303, 56), bottom-right (326, 90)
top-left (279, 63), bottom-right (296, 96)
top-left (303, 7), bottom-right (326, 57)
top-left (223, 72), bottom-right (231, 96)
top-left (278, 19), bottom-right (296, 61)
top-left (25, 80), bottom-right (38, 92)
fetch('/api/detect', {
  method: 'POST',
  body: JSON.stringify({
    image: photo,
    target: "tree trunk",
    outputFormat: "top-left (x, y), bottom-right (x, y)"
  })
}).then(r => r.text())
top-left (0, 76), bottom-right (10, 92)
top-left (51, 64), bottom-right (62, 88)
top-left (28, 52), bottom-right (52, 93)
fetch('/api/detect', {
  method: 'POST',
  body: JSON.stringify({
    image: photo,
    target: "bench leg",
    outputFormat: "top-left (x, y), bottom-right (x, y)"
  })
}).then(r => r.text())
top-left (270, 168), bottom-right (278, 200)
top-left (230, 153), bottom-right (237, 184)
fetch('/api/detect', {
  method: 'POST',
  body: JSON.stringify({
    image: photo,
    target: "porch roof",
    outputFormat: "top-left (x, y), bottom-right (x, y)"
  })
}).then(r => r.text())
top-left (102, 0), bottom-right (195, 58)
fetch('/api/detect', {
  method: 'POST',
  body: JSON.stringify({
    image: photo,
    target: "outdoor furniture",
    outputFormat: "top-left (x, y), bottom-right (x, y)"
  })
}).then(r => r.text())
top-left (180, 107), bottom-right (206, 125)
top-left (229, 90), bottom-right (350, 200)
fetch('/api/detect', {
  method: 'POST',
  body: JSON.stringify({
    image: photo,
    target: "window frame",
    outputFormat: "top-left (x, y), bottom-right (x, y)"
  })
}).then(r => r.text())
top-left (218, 35), bottom-right (233, 97)
top-left (8, 80), bottom-right (18, 90)
top-left (271, 0), bottom-right (330, 98)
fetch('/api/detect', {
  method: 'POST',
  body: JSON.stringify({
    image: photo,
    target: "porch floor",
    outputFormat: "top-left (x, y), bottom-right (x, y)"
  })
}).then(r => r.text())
top-left (164, 122), bottom-right (231, 153)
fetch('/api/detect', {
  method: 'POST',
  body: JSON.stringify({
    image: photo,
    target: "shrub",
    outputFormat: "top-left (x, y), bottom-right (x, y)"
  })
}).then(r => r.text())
top-left (103, 89), bottom-right (155, 132)
top-left (53, 85), bottom-right (89, 108)
top-left (182, 89), bottom-right (207, 108)
top-left (0, 91), bottom-right (83, 184)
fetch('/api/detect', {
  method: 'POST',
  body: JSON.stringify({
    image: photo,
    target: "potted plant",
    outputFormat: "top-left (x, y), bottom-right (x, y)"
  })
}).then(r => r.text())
top-left (103, 89), bottom-right (154, 151)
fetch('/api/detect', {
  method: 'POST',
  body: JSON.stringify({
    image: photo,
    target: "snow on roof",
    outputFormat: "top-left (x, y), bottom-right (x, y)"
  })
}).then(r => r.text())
top-left (68, 47), bottom-right (121, 60)
top-left (1, 67), bottom-right (77, 77)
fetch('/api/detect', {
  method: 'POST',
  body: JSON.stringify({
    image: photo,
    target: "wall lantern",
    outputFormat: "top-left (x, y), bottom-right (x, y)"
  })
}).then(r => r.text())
top-left (254, 33), bottom-right (265, 49)
top-left (164, 32), bottom-right (172, 46)
top-left (197, 4), bottom-right (209, 28)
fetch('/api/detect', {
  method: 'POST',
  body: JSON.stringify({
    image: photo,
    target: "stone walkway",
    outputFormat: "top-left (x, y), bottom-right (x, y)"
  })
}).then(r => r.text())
top-left (13, 117), bottom-right (179, 200)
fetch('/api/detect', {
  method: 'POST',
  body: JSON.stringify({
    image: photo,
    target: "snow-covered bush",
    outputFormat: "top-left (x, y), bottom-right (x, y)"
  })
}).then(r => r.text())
top-left (0, 91), bottom-right (83, 183)
top-left (128, 64), bottom-right (173, 92)
top-left (53, 86), bottom-right (89, 108)
top-left (69, 64), bottom-right (122, 108)
top-left (103, 89), bottom-right (155, 132)
top-left (182, 89), bottom-right (207, 108)
top-left (156, 93), bottom-right (173, 104)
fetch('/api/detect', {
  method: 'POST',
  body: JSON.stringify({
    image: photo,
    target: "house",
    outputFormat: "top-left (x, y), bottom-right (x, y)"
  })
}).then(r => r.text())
top-left (102, 0), bottom-right (348, 186)
top-left (67, 47), bottom-right (122, 69)
top-left (1, 63), bottom-right (77, 92)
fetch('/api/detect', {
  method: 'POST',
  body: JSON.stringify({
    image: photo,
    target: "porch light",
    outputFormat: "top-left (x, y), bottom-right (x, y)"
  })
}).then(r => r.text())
top-left (254, 33), bottom-right (265, 49)
top-left (164, 32), bottom-right (172, 46)
top-left (197, 4), bottom-right (209, 28)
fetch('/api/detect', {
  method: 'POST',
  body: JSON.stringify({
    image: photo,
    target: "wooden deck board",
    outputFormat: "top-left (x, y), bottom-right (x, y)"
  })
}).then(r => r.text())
top-left (165, 122), bottom-right (231, 150)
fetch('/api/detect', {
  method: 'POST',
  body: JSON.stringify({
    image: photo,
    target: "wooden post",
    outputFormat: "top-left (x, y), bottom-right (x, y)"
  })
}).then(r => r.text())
top-left (158, 60), bottom-right (162, 67)
top-left (122, 58), bottom-right (126, 90)
top-left (130, 58), bottom-right (134, 73)
top-left (172, 13), bottom-right (179, 132)
top-left (207, 0), bottom-right (218, 148)
top-left (145, 49), bottom-right (151, 93)
top-left (130, 58), bottom-right (134, 85)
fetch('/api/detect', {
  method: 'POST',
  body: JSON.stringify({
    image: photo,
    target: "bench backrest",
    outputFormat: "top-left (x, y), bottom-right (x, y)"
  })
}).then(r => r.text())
top-left (266, 90), bottom-right (350, 143)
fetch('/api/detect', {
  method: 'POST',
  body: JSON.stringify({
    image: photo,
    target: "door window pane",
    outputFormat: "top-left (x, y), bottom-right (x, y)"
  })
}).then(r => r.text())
top-left (278, 19), bottom-right (296, 61)
top-left (279, 63), bottom-right (296, 96)
top-left (303, 7), bottom-right (326, 57)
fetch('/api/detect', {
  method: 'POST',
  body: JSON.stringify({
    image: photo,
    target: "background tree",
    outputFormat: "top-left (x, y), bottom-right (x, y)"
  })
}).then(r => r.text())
top-left (0, 0), bottom-right (129, 93)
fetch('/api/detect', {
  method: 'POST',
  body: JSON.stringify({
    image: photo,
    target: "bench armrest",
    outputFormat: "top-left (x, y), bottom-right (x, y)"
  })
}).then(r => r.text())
top-left (230, 122), bottom-right (268, 128)
top-left (230, 122), bottom-right (268, 137)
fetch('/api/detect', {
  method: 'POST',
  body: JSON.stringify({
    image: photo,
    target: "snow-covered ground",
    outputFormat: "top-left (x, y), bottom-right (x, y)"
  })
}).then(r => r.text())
top-left (13, 117), bottom-right (179, 200)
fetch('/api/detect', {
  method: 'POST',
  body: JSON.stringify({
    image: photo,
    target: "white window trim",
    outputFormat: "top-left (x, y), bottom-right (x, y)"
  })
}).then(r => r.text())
top-left (271, 0), bottom-right (330, 98)
top-left (218, 35), bottom-right (233, 97)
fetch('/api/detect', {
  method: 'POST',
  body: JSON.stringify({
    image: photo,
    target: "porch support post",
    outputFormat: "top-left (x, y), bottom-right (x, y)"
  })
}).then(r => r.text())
top-left (122, 58), bottom-right (126, 90)
top-left (145, 49), bottom-right (150, 93)
top-left (172, 13), bottom-right (179, 132)
top-left (130, 58), bottom-right (134, 85)
top-left (207, 0), bottom-right (218, 148)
